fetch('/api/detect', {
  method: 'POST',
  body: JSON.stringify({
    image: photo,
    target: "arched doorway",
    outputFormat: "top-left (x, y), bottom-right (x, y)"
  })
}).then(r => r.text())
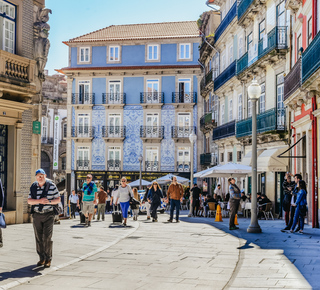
top-left (41, 151), bottom-right (51, 179)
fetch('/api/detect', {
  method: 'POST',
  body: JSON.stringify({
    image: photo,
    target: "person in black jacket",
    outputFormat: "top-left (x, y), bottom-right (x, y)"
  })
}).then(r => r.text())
top-left (282, 173), bottom-right (295, 227)
top-left (147, 182), bottom-right (163, 222)
top-left (0, 178), bottom-right (4, 247)
top-left (191, 183), bottom-right (202, 217)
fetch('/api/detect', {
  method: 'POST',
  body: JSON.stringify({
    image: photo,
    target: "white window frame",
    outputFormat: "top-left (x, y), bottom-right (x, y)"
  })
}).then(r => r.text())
top-left (108, 146), bottom-right (121, 161)
top-left (248, 99), bottom-right (252, 118)
top-left (78, 80), bottom-right (91, 104)
top-left (229, 45), bottom-right (233, 65)
top-left (239, 37), bottom-right (243, 59)
top-left (42, 116), bottom-right (48, 141)
top-left (260, 83), bottom-right (265, 113)
top-left (177, 147), bottom-right (190, 172)
top-left (238, 94), bottom-right (243, 120)
top-left (77, 113), bottom-right (90, 137)
top-left (146, 147), bottom-right (159, 162)
top-left (178, 43), bottom-right (191, 60)
top-left (147, 44), bottom-right (160, 61)
top-left (221, 104), bottom-right (225, 124)
top-left (109, 46), bottom-right (120, 62)
top-left (3, 18), bottom-right (15, 54)
top-left (229, 99), bottom-right (233, 121)
top-left (79, 47), bottom-right (90, 63)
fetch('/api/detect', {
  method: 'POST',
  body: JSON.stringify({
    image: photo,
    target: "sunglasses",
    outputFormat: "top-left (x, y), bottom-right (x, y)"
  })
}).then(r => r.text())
top-left (121, 180), bottom-right (126, 182)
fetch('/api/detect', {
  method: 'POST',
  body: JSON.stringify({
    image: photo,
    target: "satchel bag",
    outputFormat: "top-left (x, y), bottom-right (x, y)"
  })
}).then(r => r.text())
top-left (0, 212), bottom-right (6, 229)
top-left (299, 204), bottom-right (307, 216)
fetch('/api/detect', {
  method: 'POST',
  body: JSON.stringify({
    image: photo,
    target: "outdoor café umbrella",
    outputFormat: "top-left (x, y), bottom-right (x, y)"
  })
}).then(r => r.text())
top-left (128, 179), bottom-right (152, 187)
top-left (155, 173), bottom-right (189, 184)
top-left (196, 163), bottom-right (253, 178)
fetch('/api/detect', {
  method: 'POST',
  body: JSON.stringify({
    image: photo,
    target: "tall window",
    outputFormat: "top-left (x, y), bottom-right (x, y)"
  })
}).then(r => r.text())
top-left (109, 46), bottom-right (120, 61)
top-left (177, 147), bottom-right (190, 172)
top-left (297, 34), bottom-right (302, 60)
top-left (238, 37), bottom-right (243, 58)
top-left (77, 113), bottom-right (90, 137)
top-left (229, 99), bottom-right (233, 121)
top-left (178, 78), bottom-right (192, 102)
top-left (308, 17), bottom-right (313, 46)
top-left (238, 94), bottom-right (243, 120)
top-left (42, 116), bottom-right (48, 142)
top-left (260, 83), bottom-right (265, 113)
top-left (146, 147), bottom-right (159, 171)
top-left (179, 43), bottom-right (191, 59)
top-left (63, 123), bottom-right (67, 139)
top-left (108, 146), bottom-right (121, 161)
top-left (221, 104), bottom-right (225, 124)
top-left (259, 20), bottom-right (266, 40)
top-left (277, 74), bottom-right (285, 126)
top-left (109, 80), bottom-right (121, 103)
top-left (108, 114), bottom-right (121, 137)
top-left (221, 53), bottom-right (226, 71)
top-left (77, 146), bottom-right (90, 169)
top-left (0, 1), bottom-right (16, 54)
top-left (229, 45), bottom-right (233, 65)
top-left (79, 47), bottom-right (90, 62)
top-left (248, 99), bottom-right (252, 118)
top-left (78, 81), bottom-right (90, 104)
top-left (213, 95), bottom-right (219, 121)
top-left (146, 79), bottom-right (159, 102)
top-left (147, 45), bottom-right (159, 60)
top-left (276, 1), bottom-right (285, 26)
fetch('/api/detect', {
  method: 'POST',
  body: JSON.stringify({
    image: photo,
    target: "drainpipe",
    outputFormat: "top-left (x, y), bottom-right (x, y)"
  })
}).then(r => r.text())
top-left (206, 1), bottom-right (219, 11)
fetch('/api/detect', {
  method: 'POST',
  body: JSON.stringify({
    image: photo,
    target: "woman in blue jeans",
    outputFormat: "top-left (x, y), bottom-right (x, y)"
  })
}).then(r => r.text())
top-left (115, 177), bottom-right (133, 227)
top-left (290, 180), bottom-right (307, 234)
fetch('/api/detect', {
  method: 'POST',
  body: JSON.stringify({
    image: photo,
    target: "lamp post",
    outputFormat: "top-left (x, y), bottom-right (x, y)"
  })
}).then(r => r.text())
top-left (138, 155), bottom-right (143, 190)
top-left (247, 79), bottom-right (262, 233)
top-left (189, 130), bottom-right (197, 188)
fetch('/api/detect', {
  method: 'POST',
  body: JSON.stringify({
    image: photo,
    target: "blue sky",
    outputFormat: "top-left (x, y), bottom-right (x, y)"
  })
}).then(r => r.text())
top-left (45, 0), bottom-right (212, 75)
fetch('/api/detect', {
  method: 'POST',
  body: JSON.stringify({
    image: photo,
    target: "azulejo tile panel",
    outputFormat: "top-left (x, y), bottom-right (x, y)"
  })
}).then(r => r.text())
top-left (193, 104), bottom-right (198, 172)
top-left (161, 105), bottom-right (175, 172)
top-left (72, 107), bottom-right (75, 127)
top-left (71, 140), bottom-right (75, 171)
top-left (123, 106), bottom-right (143, 171)
top-left (92, 106), bottom-right (105, 170)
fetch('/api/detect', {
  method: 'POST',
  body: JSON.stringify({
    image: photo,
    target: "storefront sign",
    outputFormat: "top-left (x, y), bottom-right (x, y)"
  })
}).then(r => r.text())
top-left (33, 121), bottom-right (41, 134)
top-left (53, 115), bottom-right (60, 170)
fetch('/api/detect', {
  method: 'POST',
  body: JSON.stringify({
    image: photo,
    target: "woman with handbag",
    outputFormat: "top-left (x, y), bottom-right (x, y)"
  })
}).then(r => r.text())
top-left (147, 181), bottom-right (163, 222)
top-left (115, 177), bottom-right (133, 227)
top-left (290, 180), bottom-right (307, 234)
top-left (0, 178), bottom-right (5, 247)
top-left (132, 187), bottom-right (141, 221)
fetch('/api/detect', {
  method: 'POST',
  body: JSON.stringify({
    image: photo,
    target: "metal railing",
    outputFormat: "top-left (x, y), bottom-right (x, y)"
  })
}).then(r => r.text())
top-left (72, 93), bottom-right (95, 105)
top-left (102, 126), bottom-right (126, 138)
top-left (107, 160), bottom-right (121, 171)
top-left (215, 2), bottom-right (237, 42)
top-left (140, 92), bottom-right (164, 104)
top-left (212, 120), bottom-right (236, 141)
top-left (145, 161), bottom-right (159, 171)
top-left (236, 108), bottom-right (286, 138)
top-left (214, 61), bottom-right (236, 91)
top-left (237, 0), bottom-right (255, 22)
top-left (284, 58), bottom-right (301, 100)
top-left (41, 137), bottom-right (54, 144)
top-left (77, 160), bottom-right (90, 170)
top-left (302, 31), bottom-right (320, 83)
top-left (172, 92), bottom-right (197, 103)
top-left (200, 153), bottom-right (212, 165)
top-left (171, 126), bottom-right (197, 138)
top-left (177, 162), bottom-right (190, 172)
top-left (102, 93), bottom-right (126, 105)
top-left (140, 126), bottom-right (164, 139)
top-left (71, 126), bottom-right (95, 138)
top-left (236, 52), bottom-right (248, 75)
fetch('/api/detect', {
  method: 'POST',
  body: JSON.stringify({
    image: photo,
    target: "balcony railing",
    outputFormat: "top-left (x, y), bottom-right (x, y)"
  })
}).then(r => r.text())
top-left (236, 108), bottom-right (286, 138)
top-left (140, 126), bottom-right (164, 139)
top-left (72, 93), bottom-right (95, 105)
top-left (237, 0), bottom-right (255, 22)
top-left (102, 93), bottom-right (126, 105)
top-left (258, 26), bottom-right (287, 59)
top-left (145, 161), bottom-right (159, 171)
top-left (171, 126), bottom-right (197, 139)
top-left (177, 162), bottom-right (190, 172)
top-left (172, 92), bottom-right (197, 104)
top-left (199, 36), bottom-right (215, 59)
top-left (107, 160), bottom-right (121, 171)
top-left (200, 153), bottom-right (212, 165)
top-left (71, 126), bottom-right (95, 138)
top-left (102, 126), bottom-right (126, 138)
top-left (41, 137), bottom-right (54, 144)
top-left (214, 61), bottom-right (236, 91)
top-left (140, 92), bottom-right (164, 104)
top-left (236, 52), bottom-right (248, 75)
top-left (77, 160), bottom-right (90, 170)
top-left (284, 58), bottom-right (301, 101)
top-left (215, 2), bottom-right (237, 42)
top-left (200, 112), bottom-right (216, 132)
top-left (302, 31), bottom-right (320, 83)
top-left (212, 120), bottom-right (236, 141)
top-left (0, 50), bottom-right (35, 83)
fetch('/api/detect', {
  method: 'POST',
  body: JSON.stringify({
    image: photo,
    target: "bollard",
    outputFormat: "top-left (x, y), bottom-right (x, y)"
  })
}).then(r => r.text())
top-left (234, 214), bottom-right (239, 225)
top-left (215, 204), bottom-right (223, 222)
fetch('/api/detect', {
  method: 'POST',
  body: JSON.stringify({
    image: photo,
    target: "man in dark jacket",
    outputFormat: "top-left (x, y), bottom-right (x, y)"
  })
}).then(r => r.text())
top-left (282, 173), bottom-right (295, 227)
top-left (0, 178), bottom-right (4, 247)
top-left (191, 184), bottom-right (202, 217)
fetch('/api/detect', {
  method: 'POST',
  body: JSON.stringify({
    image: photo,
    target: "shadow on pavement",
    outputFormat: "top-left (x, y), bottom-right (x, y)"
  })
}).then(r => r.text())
top-left (0, 265), bottom-right (42, 282)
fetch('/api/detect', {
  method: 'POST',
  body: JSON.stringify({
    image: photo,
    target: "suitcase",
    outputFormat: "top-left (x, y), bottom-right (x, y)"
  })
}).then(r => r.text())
top-left (79, 211), bottom-right (86, 224)
top-left (112, 205), bottom-right (123, 223)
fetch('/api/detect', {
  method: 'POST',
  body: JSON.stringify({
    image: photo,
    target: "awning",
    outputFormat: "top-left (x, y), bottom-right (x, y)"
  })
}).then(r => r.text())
top-left (241, 149), bottom-right (264, 166)
top-left (257, 147), bottom-right (289, 172)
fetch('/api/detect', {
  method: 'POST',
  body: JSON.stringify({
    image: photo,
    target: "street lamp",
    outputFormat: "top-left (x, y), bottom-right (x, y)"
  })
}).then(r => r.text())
top-left (138, 155), bottom-right (143, 190)
top-left (247, 79), bottom-right (262, 233)
top-left (189, 130), bottom-right (197, 188)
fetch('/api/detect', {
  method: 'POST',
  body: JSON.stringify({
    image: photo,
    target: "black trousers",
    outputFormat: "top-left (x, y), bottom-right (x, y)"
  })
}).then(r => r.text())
top-left (151, 202), bottom-right (160, 220)
top-left (287, 206), bottom-right (297, 229)
top-left (70, 203), bottom-right (77, 218)
top-left (193, 200), bottom-right (200, 216)
top-left (229, 198), bottom-right (240, 228)
top-left (32, 212), bottom-right (55, 262)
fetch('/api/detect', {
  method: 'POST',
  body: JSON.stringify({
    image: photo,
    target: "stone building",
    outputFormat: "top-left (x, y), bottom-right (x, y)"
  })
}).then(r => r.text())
top-left (59, 21), bottom-right (202, 192)
top-left (0, 0), bottom-right (51, 224)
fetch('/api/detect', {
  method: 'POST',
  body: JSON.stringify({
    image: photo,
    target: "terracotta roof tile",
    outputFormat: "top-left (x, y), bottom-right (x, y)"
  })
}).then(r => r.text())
top-left (65, 21), bottom-right (200, 44)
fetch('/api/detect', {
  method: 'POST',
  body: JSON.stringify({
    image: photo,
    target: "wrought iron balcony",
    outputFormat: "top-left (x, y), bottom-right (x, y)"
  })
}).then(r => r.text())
top-left (236, 108), bottom-right (286, 138)
top-left (214, 2), bottom-right (237, 42)
top-left (172, 92), bottom-right (197, 104)
top-left (71, 126), bottom-right (95, 138)
top-left (200, 70), bottom-right (214, 95)
top-left (140, 92), bottom-right (164, 104)
top-left (140, 126), bottom-right (164, 139)
top-left (200, 112), bottom-right (216, 132)
top-left (214, 61), bottom-right (236, 91)
top-left (236, 52), bottom-right (248, 75)
top-left (171, 126), bottom-right (197, 139)
top-left (102, 93), bottom-right (126, 105)
top-left (199, 36), bottom-right (215, 61)
top-left (77, 160), bottom-right (90, 170)
top-left (302, 31), bottom-right (320, 83)
top-left (284, 58), bottom-right (301, 101)
top-left (177, 162), bottom-right (190, 172)
top-left (41, 137), bottom-right (54, 144)
top-left (102, 126), bottom-right (126, 138)
top-left (107, 160), bottom-right (121, 171)
top-left (145, 161), bottom-right (159, 172)
top-left (237, 0), bottom-right (255, 23)
top-left (72, 93), bottom-right (95, 105)
top-left (200, 153), bottom-right (211, 166)
top-left (258, 26), bottom-right (287, 59)
top-left (212, 120), bottom-right (236, 141)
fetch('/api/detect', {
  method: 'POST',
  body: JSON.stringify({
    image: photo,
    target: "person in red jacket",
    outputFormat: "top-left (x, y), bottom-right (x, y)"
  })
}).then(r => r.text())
top-left (166, 176), bottom-right (184, 223)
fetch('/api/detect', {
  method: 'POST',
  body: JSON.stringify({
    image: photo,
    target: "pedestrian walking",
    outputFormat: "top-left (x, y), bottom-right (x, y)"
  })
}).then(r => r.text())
top-left (290, 180), bottom-right (307, 234)
top-left (0, 178), bottom-right (4, 248)
top-left (68, 190), bottom-right (79, 219)
top-left (82, 174), bottom-right (98, 227)
top-left (228, 177), bottom-right (241, 230)
top-left (27, 169), bottom-right (61, 267)
top-left (282, 173), bottom-right (294, 226)
top-left (97, 186), bottom-right (107, 221)
top-left (143, 185), bottom-right (152, 220)
top-left (166, 176), bottom-right (184, 223)
top-left (115, 177), bottom-right (134, 227)
top-left (132, 187), bottom-right (141, 221)
top-left (191, 183), bottom-right (201, 217)
top-left (106, 188), bottom-right (112, 213)
top-left (147, 181), bottom-right (163, 222)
